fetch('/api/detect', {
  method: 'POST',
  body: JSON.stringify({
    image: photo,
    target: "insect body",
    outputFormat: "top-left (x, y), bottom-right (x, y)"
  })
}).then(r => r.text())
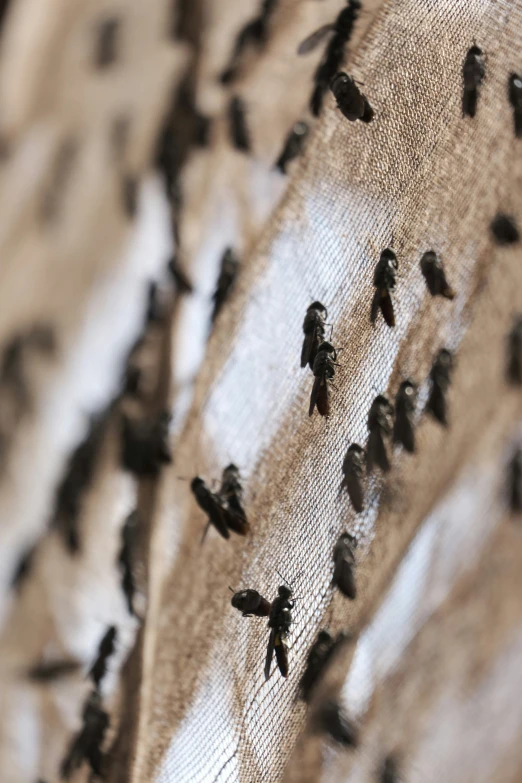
top-left (89, 626), bottom-right (117, 689)
top-left (299, 1), bottom-right (362, 117)
top-left (309, 342), bottom-right (338, 417)
top-left (230, 588), bottom-right (271, 617)
top-left (191, 477), bottom-right (230, 539)
top-left (507, 316), bottom-right (522, 385)
top-left (228, 97), bottom-right (251, 152)
top-left (508, 73), bottom-right (522, 138)
top-left (301, 302), bottom-right (328, 371)
top-left (371, 249), bottom-right (398, 327)
top-left (367, 395), bottom-right (394, 472)
top-left (313, 698), bottom-right (359, 747)
top-left (341, 443), bottom-right (365, 512)
top-left (426, 349), bottom-right (453, 426)
top-left (490, 214), bottom-right (520, 245)
top-left (265, 585), bottom-right (293, 679)
top-left (332, 533), bottom-right (357, 599)
top-left (420, 251), bottom-right (455, 299)
top-left (462, 45), bottom-right (485, 117)
top-left (393, 380), bottom-right (418, 453)
top-left (275, 121), bottom-right (309, 173)
top-left (212, 248), bottom-right (240, 323)
top-left (330, 72), bottom-right (374, 123)
top-left (219, 464), bottom-right (249, 534)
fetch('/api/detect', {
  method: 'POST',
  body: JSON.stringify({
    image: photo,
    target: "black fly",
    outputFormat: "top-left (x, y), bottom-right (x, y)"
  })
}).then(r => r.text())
top-left (60, 690), bottom-right (109, 780)
top-left (118, 510), bottom-right (140, 616)
top-left (27, 660), bottom-right (81, 682)
top-left (462, 45), bottom-right (485, 117)
top-left (219, 464), bottom-right (249, 533)
top-left (341, 444), bottom-right (365, 513)
top-left (219, 0), bottom-right (278, 84)
top-left (191, 476), bottom-right (248, 539)
top-left (230, 587), bottom-right (271, 617)
top-left (426, 349), bottom-right (453, 426)
top-left (367, 395), bottom-right (394, 472)
top-left (309, 342), bottom-right (339, 417)
top-left (509, 449), bottom-right (522, 513)
top-left (212, 248), bottom-right (240, 324)
top-left (490, 214), bottom-right (520, 245)
top-left (393, 380), bottom-right (418, 453)
top-left (313, 698), bottom-right (359, 747)
top-left (332, 533), bottom-right (357, 599)
top-left (507, 316), bottom-right (522, 385)
top-left (330, 72), bottom-right (374, 123)
top-left (300, 629), bottom-right (335, 702)
top-left (120, 410), bottom-right (172, 476)
top-left (89, 626), bottom-right (117, 689)
top-left (265, 584), bottom-right (293, 679)
top-left (275, 121), bottom-right (309, 173)
top-left (228, 96), bottom-right (251, 153)
top-left (301, 302), bottom-right (328, 371)
top-left (420, 251), bottom-right (455, 300)
top-left (298, 1), bottom-right (362, 117)
top-left (371, 249), bottom-right (398, 327)
top-left (508, 73), bottom-right (522, 138)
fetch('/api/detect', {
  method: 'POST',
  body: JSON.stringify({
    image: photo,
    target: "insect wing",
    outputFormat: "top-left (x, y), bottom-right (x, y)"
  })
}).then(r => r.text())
top-left (367, 427), bottom-right (390, 472)
top-left (301, 331), bottom-right (316, 369)
top-left (316, 380), bottom-right (330, 417)
top-left (274, 634), bottom-right (289, 678)
top-left (265, 628), bottom-right (276, 680)
top-left (222, 506), bottom-right (249, 535)
top-left (297, 24), bottom-right (334, 55)
top-left (380, 291), bottom-right (396, 327)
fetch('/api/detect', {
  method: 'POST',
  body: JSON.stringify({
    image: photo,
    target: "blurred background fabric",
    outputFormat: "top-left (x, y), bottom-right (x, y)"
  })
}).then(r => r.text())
top-left (0, 0), bottom-right (521, 782)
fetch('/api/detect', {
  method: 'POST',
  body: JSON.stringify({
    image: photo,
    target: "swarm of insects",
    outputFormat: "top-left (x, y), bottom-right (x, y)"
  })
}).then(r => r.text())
top-left (507, 316), bottom-right (522, 385)
top-left (332, 532), bottom-right (357, 599)
top-left (341, 443), bottom-right (365, 512)
top-left (490, 214), bottom-right (520, 245)
top-left (298, 1), bottom-right (362, 117)
top-left (230, 587), bottom-right (271, 617)
top-left (508, 73), bottom-right (522, 138)
top-left (367, 395), bottom-right (394, 472)
top-left (371, 249), bottom-right (398, 327)
top-left (219, 0), bottom-right (278, 84)
top-left (393, 380), bottom-right (418, 453)
top-left (309, 341), bottom-right (339, 417)
top-left (212, 248), bottom-right (240, 323)
top-left (275, 121), bottom-right (309, 173)
top-left (330, 73), bottom-right (374, 123)
top-left (313, 698), bottom-right (359, 747)
top-left (462, 45), bottom-right (485, 117)
top-left (89, 626), bottom-right (117, 689)
top-left (301, 301), bottom-right (328, 371)
top-left (420, 251), bottom-right (455, 300)
top-left (228, 97), bottom-right (251, 153)
top-left (120, 410), bottom-right (172, 476)
top-left (191, 476), bottom-right (248, 539)
top-left (265, 584), bottom-right (294, 679)
top-left (508, 449), bottom-right (522, 513)
top-left (219, 464), bottom-right (249, 530)
top-left (60, 690), bottom-right (109, 779)
top-left (426, 349), bottom-right (453, 426)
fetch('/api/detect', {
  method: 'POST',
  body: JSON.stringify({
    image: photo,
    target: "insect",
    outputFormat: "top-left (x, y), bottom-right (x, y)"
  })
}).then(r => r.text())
top-left (367, 394), bottom-right (394, 472)
top-left (330, 72), bottom-right (374, 123)
top-left (393, 380), bottom-right (418, 453)
top-left (301, 302), bottom-right (328, 371)
top-left (313, 698), bottom-right (359, 747)
top-left (299, 629), bottom-right (334, 702)
top-left (228, 96), bottom-right (251, 153)
top-left (120, 410), bottom-right (172, 476)
top-left (507, 316), bottom-right (522, 385)
top-left (191, 476), bottom-right (248, 539)
top-left (309, 342), bottom-right (339, 417)
top-left (219, 0), bottom-right (278, 84)
top-left (168, 255), bottom-right (193, 294)
top-left (219, 464), bottom-right (249, 533)
top-left (380, 754), bottom-right (401, 783)
top-left (27, 659), bottom-right (81, 682)
top-left (371, 249), bottom-right (398, 327)
top-left (508, 73), bottom-right (522, 138)
top-left (341, 443), bottom-right (365, 512)
top-left (509, 449), bottom-right (522, 513)
top-left (94, 17), bottom-right (120, 68)
top-left (275, 121), bottom-right (309, 173)
top-left (230, 587), bottom-right (271, 617)
top-left (332, 532), bottom-right (357, 599)
top-left (299, 1), bottom-right (362, 117)
top-left (490, 214), bottom-right (520, 245)
top-left (420, 251), bottom-right (455, 300)
top-left (60, 690), bottom-right (109, 779)
top-left (462, 45), bottom-right (485, 117)
top-left (118, 510), bottom-right (139, 616)
top-left (426, 349), bottom-right (453, 426)
top-left (265, 584), bottom-right (294, 679)
top-left (212, 248), bottom-right (240, 324)
top-left (89, 626), bottom-right (117, 689)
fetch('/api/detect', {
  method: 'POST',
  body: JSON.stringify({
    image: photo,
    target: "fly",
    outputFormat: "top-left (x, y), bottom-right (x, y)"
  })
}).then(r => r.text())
top-left (265, 583), bottom-right (294, 679)
top-left (462, 45), bottom-right (485, 117)
top-left (393, 380), bottom-right (418, 453)
top-left (275, 121), bottom-right (309, 173)
top-left (332, 532), bottom-right (357, 599)
top-left (420, 251), bottom-right (455, 300)
top-left (371, 249), bottom-right (398, 327)
top-left (309, 341), bottom-right (339, 417)
top-left (330, 72), bottom-right (374, 123)
top-left (367, 394), bottom-right (394, 472)
top-left (426, 349), bottom-right (453, 426)
top-left (301, 301), bottom-right (328, 371)
top-left (230, 587), bottom-right (271, 617)
top-left (341, 443), bottom-right (365, 512)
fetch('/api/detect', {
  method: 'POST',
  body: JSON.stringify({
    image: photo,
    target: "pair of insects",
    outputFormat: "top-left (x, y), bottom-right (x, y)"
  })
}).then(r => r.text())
top-left (191, 465), bottom-right (249, 539)
top-left (300, 302), bottom-right (340, 417)
top-left (230, 575), bottom-right (295, 679)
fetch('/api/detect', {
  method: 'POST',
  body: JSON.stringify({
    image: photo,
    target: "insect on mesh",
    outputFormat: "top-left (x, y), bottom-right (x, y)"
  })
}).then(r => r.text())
top-left (0, 0), bottom-right (522, 782)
